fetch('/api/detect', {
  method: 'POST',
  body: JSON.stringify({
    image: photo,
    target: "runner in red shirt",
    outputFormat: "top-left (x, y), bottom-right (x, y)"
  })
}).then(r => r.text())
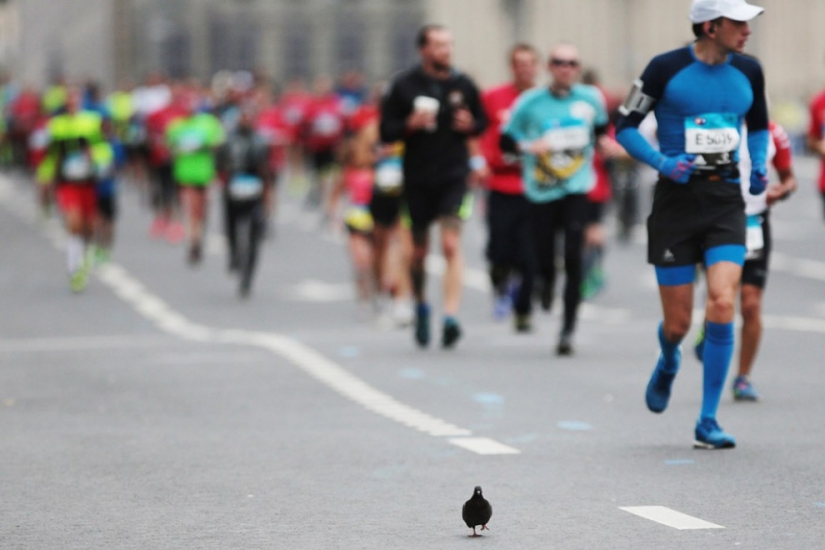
top-left (145, 85), bottom-right (188, 242)
top-left (278, 79), bottom-right (314, 185)
top-left (479, 43), bottom-right (540, 332)
top-left (9, 86), bottom-right (41, 167)
top-left (302, 75), bottom-right (345, 208)
top-left (255, 100), bottom-right (291, 225)
top-left (807, 89), bottom-right (825, 220)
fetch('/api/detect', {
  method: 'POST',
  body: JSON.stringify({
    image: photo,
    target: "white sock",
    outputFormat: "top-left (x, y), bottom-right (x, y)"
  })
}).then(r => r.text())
top-left (67, 236), bottom-right (84, 273)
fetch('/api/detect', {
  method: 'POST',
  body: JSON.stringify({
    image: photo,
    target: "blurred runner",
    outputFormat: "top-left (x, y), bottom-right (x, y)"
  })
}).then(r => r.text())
top-left (808, 83), bottom-right (825, 220)
top-left (255, 93), bottom-right (291, 231)
top-left (327, 101), bottom-right (380, 317)
top-left (167, 96), bottom-right (225, 265)
top-left (479, 43), bottom-right (539, 332)
top-left (145, 86), bottom-right (187, 242)
top-left (694, 121), bottom-right (796, 401)
top-left (371, 140), bottom-right (415, 327)
top-left (303, 75), bottom-right (345, 210)
top-left (219, 104), bottom-right (272, 296)
top-left (279, 78), bottom-right (313, 187)
top-left (501, 43), bottom-right (609, 355)
top-left (90, 118), bottom-right (127, 264)
top-left (7, 85), bottom-right (41, 168)
top-left (380, 25), bottom-right (488, 349)
top-left (42, 89), bottom-right (105, 292)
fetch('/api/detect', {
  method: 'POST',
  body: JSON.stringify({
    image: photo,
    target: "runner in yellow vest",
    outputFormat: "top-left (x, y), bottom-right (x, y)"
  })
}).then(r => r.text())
top-left (43, 90), bottom-right (104, 292)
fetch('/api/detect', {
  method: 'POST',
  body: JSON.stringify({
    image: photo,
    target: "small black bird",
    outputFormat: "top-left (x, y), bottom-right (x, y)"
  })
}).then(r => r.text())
top-left (462, 486), bottom-right (492, 537)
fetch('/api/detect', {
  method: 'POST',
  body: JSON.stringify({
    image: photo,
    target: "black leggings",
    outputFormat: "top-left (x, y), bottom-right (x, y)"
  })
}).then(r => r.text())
top-left (224, 193), bottom-right (265, 288)
top-left (528, 194), bottom-right (588, 335)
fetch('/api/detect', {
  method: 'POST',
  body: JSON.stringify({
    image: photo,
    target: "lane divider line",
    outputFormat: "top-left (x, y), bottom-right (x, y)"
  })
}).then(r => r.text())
top-left (0, 176), bottom-right (511, 454)
top-left (619, 506), bottom-right (724, 530)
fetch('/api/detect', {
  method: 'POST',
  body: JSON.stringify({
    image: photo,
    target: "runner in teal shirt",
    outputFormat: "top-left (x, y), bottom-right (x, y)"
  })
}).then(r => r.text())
top-left (500, 43), bottom-right (610, 356)
top-left (503, 81), bottom-right (607, 202)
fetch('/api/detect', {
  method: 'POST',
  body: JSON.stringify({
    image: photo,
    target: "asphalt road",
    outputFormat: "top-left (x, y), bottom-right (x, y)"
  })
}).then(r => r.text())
top-left (1, 160), bottom-right (824, 549)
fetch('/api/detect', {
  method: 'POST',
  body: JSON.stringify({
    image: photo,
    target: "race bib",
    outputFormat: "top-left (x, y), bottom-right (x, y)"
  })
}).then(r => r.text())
top-left (685, 113), bottom-right (740, 164)
top-left (313, 113), bottom-right (341, 136)
top-left (228, 174), bottom-right (264, 200)
top-left (178, 132), bottom-right (204, 154)
top-left (62, 152), bottom-right (94, 181)
top-left (534, 124), bottom-right (589, 185)
top-left (542, 125), bottom-right (590, 152)
top-left (374, 157), bottom-right (403, 194)
top-left (745, 214), bottom-right (765, 260)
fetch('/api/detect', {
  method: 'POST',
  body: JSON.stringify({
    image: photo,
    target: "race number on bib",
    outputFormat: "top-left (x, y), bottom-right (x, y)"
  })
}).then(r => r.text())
top-left (228, 175), bottom-right (264, 200)
top-left (745, 214), bottom-right (765, 260)
top-left (178, 132), bottom-right (204, 154)
top-left (374, 157), bottom-right (403, 194)
top-left (543, 125), bottom-right (590, 152)
top-left (685, 113), bottom-right (740, 155)
top-left (62, 152), bottom-right (94, 181)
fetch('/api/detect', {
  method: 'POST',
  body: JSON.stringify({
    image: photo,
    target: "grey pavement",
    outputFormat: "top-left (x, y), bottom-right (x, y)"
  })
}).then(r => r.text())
top-left (1, 160), bottom-right (824, 549)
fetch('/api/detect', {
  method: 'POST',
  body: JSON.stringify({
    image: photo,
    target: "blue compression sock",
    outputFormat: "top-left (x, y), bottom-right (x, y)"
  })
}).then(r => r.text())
top-left (700, 321), bottom-right (735, 420)
top-left (658, 322), bottom-right (681, 374)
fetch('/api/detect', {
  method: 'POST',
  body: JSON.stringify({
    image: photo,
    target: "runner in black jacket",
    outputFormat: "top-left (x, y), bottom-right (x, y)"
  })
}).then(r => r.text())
top-left (380, 24), bottom-right (487, 349)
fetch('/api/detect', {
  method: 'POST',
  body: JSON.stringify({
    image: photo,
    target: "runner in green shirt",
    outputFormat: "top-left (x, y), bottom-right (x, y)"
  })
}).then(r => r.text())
top-left (166, 105), bottom-right (225, 264)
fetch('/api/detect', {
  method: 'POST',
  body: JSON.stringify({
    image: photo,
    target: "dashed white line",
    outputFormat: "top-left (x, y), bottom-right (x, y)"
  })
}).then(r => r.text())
top-left (448, 437), bottom-right (520, 455)
top-left (620, 506), bottom-right (724, 530)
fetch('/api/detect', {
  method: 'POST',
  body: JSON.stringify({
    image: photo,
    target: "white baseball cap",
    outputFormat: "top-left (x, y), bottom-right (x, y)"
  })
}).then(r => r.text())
top-left (690, 0), bottom-right (764, 23)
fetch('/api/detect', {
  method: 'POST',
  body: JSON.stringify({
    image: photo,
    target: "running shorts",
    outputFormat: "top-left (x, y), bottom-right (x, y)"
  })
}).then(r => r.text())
top-left (56, 184), bottom-right (97, 219)
top-left (369, 191), bottom-right (401, 228)
top-left (97, 193), bottom-right (117, 221)
top-left (647, 176), bottom-right (745, 267)
top-left (403, 181), bottom-right (470, 234)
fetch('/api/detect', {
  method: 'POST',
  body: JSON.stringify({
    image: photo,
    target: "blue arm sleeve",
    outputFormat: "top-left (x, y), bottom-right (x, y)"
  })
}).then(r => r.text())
top-left (616, 127), bottom-right (664, 171)
top-left (747, 128), bottom-right (769, 172)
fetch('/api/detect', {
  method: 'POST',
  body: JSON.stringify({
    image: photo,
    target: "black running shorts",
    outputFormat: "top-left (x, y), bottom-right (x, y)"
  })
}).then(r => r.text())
top-left (647, 176), bottom-right (746, 267)
top-left (403, 181), bottom-right (468, 234)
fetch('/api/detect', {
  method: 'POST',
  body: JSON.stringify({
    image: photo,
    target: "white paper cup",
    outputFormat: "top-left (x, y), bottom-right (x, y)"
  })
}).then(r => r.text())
top-left (413, 96), bottom-right (439, 131)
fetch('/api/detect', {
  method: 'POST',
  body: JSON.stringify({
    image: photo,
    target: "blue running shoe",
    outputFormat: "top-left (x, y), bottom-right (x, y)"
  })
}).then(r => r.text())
top-left (415, 303), bottom-right (431, 347)
top-left (492, 294), bottom-right (512, 321)
top-left (694, 417), bottom-right (736, 449)
top-left (694, 325), bottom-right (705, 362)
top-left (645, 353), bottom-right (679, 413)
top-left (732, 375), bottom-right (760, 402)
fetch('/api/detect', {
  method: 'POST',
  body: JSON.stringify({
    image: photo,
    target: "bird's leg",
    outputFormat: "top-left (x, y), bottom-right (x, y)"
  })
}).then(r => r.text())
top-left (481, 525), bottom-right (489, 531)
top-left (469, 527), bottom-right (478, 537)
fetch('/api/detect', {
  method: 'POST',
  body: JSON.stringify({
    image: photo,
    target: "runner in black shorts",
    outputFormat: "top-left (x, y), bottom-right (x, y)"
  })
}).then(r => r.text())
top-left (695, 121), bottom-right (796, 401)
top-left (617, 0), bottom-right (769, 449)
top-left (380, 24), bottom-right (487, 349)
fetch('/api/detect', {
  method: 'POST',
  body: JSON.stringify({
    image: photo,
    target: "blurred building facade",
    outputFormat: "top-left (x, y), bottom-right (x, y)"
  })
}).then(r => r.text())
top-left (6, 0), bottom-right (825, 106)
top-left (11, 0), bottom-right (425, 88)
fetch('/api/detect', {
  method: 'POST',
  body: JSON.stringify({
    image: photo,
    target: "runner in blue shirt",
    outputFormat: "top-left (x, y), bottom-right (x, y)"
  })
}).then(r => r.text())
top-left (616, 0), bottom-right (768, 449)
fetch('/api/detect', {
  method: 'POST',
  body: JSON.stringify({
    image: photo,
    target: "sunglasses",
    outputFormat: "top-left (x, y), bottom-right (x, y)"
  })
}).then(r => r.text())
top-left (550, 58), bottom-right (580, 68)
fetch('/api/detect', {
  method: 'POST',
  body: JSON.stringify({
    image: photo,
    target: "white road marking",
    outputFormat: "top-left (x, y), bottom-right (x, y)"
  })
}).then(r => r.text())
top-left (619, 506), bottom-right (724, 530)
top-left (0, 178), bottom-right (507, 454)
top-left (448, 437), bottom-right (520, 455)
